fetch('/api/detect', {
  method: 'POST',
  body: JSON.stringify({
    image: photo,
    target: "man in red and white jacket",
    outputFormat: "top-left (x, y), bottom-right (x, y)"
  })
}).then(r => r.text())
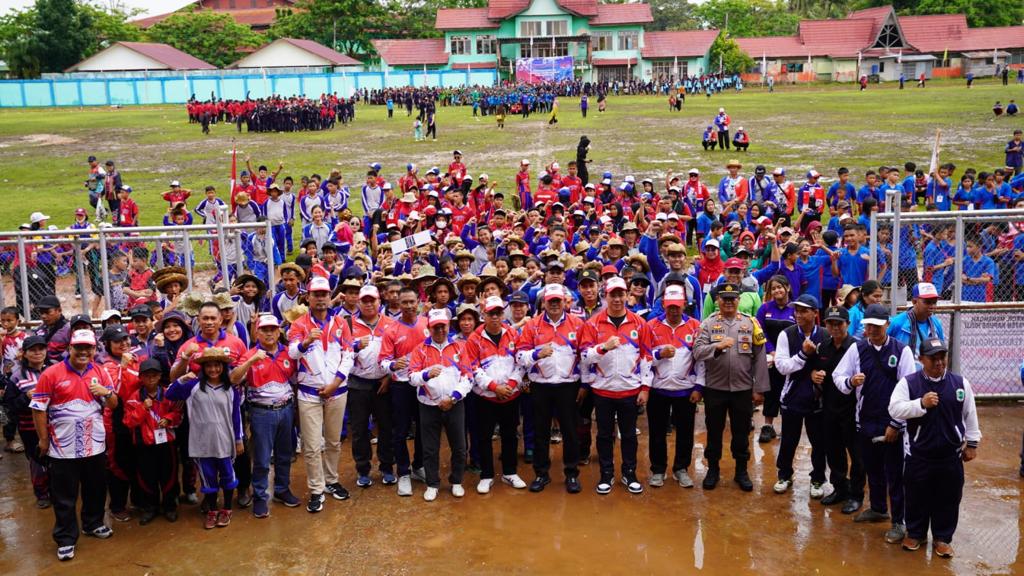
top-left (287, 276), bottom-right (353, 513)
top-left (464, 296), bottom-right (527, 494)
top-left (515, 283), bottom-right (586, 494)
top-left (410, 309), bottom-right (472, 502)
top-left (645, 285), bottom-right (705, 489)
top-left (580, 277), bottom-right (653, 495)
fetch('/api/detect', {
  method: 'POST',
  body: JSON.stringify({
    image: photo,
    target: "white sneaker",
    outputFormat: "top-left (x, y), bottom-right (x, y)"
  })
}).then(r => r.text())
top-left (423, 487), bottom-right (438, 502)
top-left (397, 475), bottom-right (412, 497)
top-left (810, 482), bottom-right (825, 499)
top-left (773, 478), bottom-right (792, 494)
top-left (674, 470), bottom-right (694, 488)
top-left (451, 484), bottom-right (465, 498)
top-left (477, 479), bottom-right (494, 494)
top-left (501, 474), bottom-right (527, 489)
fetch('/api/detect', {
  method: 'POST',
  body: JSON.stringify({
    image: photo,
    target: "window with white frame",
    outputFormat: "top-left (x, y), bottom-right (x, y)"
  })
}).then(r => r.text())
top-left (520, 21), bottom-right (541, 37)
top-left (546, 20), bottom-right (567, 37)
top-left (476, 35), bottom-right (496, 55)
top-left (450, 35), bottom-right (470, 55)
top-left (618, 30), bottom-right (639, 51)
top-left (651, 60), bottom-right (687, 79)
top-left (591, 31), bottom-right (613, 51)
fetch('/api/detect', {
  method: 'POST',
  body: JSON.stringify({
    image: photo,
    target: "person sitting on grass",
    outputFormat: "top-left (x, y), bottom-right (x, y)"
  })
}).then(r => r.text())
top-left (994, 101), bottom-right (1004, 117)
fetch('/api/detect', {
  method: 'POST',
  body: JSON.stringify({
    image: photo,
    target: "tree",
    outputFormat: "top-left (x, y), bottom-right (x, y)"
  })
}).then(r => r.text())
top-left (270, 0), bottom-right (389, 56)
top-left (647, 0), bottom-right (701, 31)
top-left (146, 10), bottom-right (263, 68)
top-left (913, 0), bottom-right (1024, 28)
top-left (81, 4), bottom-right (143, 49)
top-left (709, 33), bottom-right (755, 74)
top-left (695, 0), bottom-right (800, 37)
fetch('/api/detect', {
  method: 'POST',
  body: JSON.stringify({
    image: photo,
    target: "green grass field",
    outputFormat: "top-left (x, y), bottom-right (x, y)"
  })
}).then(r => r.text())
top-left (0, 78), bottom-right (1020, 233)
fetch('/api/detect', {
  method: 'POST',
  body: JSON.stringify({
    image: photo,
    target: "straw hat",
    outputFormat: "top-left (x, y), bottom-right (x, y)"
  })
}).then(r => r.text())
top-left (156, 273), bottom-right (188, 294)
top-left (428, 277), bottom-right (457, 299)
top-left (456, 274), bottom-right (481, 290)
top-left (627, 254), bottom-right (650, 274)
top-left (194, 347), bottom-right (232, 366)
top-left (233, 273), bottom-right (266, 293)
top-left (152, 266), bottom-right (187, 282)
top-left (278, 262), bottom-right (306, 280)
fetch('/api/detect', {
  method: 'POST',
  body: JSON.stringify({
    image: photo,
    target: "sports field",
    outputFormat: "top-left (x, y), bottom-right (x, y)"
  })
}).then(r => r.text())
top-left (0, 79), bottom-right (1019, 232)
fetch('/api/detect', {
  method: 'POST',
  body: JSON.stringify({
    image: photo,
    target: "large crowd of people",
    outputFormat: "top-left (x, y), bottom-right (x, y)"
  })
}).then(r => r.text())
top-left (8, 123), bottom-right (1024, 564)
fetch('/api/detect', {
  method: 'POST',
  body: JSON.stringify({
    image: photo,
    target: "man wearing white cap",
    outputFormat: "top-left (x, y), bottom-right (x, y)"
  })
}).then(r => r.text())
top-left (31, 329), bottom-right (117, 561)
top-left (346, 284), bottom-right (397, 489)
top-left (515, 159), bottom-right (532, 211)
top-left (410, 309), bottom-right (472, 501)
top-left (887, 282), bottom-right (945, 358)
top-left (288, 276), bottom-right (354, 513)
top-left (230, 314), bottom-right (300, 518)
top-left (580, 277), bottom-right (654, 495)
top-left (515, 283), bottom-right (586, 493)
top-left (464, 295), bottom-right (527, 493)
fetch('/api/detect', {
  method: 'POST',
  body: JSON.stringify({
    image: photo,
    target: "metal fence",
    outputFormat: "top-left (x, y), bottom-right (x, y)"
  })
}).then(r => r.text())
top-left (0, 212), bottom-right (275, 321)
top-left (870, 202), bottom-right (1024, 398)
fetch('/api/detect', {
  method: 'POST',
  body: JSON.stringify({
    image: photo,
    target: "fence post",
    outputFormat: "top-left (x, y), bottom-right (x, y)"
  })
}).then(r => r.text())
top-left (950, 216), bottom-right (965, 371)
top-left (99, 230), bottom-right (111, 310)
top-left (182, 230), bottom-right (194, 291)
top-left (154, 235), bottom-right (165, 269)
top-left (888, 189), bottom-right (901, 316)
top-left (16, 236), bottom-right (31, 320)
top-left (868, 211), bottom-right (878, 280)
top-left (73, 240), bottom-right (90, 315)
top-left (265, 220), bottom-right (276, 297)
top-left (216, 208), bottom-right (232, 292)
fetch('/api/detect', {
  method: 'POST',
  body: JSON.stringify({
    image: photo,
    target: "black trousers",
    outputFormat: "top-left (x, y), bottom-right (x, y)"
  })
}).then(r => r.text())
top-left (50, 453), bottom-right (107, 546)
top-left (703, 388), bottom-right (754, 467)
top-left (475, 396), bottom-right (520, 479)
top-left (904, 454), bottom-right (963, 542)
top-left (763, 367), bottom-right (785, 419)
top-left (647, 392), bottom-right (697, 474)
top-left (718, 130), bottom-right (730, 149)
top-left (349, 380), bottom-right (395, 476)
top-left (577, 390), bottom-right (595, 461)
top-left (136, 442), bottom-right (179, 514)
top-left (233, 407), bottom-right (252, 496)
top-left (823, 409), bottom-right (865, 499)
top-left (419, 401), bottom-right (465, 488)
top-left (776, 409), bottom-right (826, 482)
top-left (594, 394), bottom-right (639, 477)
top-left (106, 430), bottom-right (136, 513)
top-left (531, 383), bottom-right (580, 478)
top-left (390, 381), bottom-right (422, 476)
top-left (425, 123), bottom-right (437, 139)
top-left (861, 433), bottom-right (905, 524)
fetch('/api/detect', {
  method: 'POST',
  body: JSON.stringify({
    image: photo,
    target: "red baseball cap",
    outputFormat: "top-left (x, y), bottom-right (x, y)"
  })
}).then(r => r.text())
top-left (724, 257), bottom-right (745, 270)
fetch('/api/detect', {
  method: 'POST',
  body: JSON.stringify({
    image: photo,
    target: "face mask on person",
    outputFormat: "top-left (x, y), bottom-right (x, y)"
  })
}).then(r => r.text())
top-left (436, 220), bottom-right (447, 230)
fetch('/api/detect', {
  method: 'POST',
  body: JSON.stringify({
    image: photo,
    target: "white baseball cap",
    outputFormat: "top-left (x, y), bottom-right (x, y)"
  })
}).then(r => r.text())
top-left (30, 212), bottom-right (50, 223)
top-left (605, 277), bottom-right (628, 295)
top-left (308, 276), bottom-right (331, 293)
top-left (543, 284), bottom-right (567, 301)
top-left (663, 285), bottom-right (687, 307)
top-left (704, 239), bottom-right (720, 250)
top-left (70, 329), bottom-right (97, 347)
top-left (359, 285), bottom-right (380, 300)
top-left (427, 308), bottom-right (450, 327)
top-left (483, 296), bottom-right (505, 313)
top-left (256, 314), bottom-right (281, 329)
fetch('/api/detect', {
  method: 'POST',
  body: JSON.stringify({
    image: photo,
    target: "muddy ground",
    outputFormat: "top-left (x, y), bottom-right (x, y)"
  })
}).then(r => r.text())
top-left (0, 404), bottom-right (1021, 575)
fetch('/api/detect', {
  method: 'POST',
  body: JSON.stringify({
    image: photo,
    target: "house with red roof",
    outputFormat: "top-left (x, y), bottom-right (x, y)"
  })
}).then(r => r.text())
top-left (374, 0), bottom-right (717, 83)
top-left (736, 5), bottom-right (1024, 82)
top-left (132, 0), bottom-right (296, 32)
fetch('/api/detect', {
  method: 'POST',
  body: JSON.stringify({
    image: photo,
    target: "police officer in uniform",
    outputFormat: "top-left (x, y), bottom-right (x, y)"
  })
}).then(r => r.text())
top-left (889, 338), bottom-right (980, 558)
top-left (693, 283), bottom-right (770, 491)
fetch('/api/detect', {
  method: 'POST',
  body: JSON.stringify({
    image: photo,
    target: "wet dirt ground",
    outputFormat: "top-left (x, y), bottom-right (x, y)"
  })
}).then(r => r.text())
top-left (1, 404), bottom-right (1021, 575)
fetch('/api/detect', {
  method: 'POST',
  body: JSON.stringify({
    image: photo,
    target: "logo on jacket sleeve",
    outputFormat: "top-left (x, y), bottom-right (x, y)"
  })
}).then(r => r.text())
top-left (955, 388), bottom-right (965, 402)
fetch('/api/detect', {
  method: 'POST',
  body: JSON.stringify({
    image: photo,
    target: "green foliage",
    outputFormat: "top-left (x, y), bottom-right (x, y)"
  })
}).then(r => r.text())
top-left (146, 10), bottom-right (263, 68)
top-left (270, 0), bottom-right (390, 56)
top-left (695, 0), bottom-right (800, 37)
top-left (913, 0), bottom-right (1024, 28)
top-left (647, 0), bottom-right (701, 31)
top-left (709, 33), bottom-right (755, 74)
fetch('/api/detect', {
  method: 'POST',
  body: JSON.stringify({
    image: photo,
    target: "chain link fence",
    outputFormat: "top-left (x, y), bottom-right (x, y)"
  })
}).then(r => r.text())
top-left (0, 212), bottom-right (275, 321)
top-left (870, 204), bottom-right (1024, 398)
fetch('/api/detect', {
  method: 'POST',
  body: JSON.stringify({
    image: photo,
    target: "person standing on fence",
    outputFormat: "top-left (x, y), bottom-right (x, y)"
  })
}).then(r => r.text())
top-left (887, 282), bottom-right (945, 358)
top-left (889, 338), bottom-right (980, 558)
top-left (833, 303), bottom-right (916, 545)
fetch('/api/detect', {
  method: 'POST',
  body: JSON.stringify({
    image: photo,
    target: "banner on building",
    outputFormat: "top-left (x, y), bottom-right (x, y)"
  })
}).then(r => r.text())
top-left (515, 57), bottom-right (573, 84)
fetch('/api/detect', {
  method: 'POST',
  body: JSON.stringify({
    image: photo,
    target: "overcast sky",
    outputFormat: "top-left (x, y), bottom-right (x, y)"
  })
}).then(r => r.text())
top-left (0, 0), bottom-right (194, 17)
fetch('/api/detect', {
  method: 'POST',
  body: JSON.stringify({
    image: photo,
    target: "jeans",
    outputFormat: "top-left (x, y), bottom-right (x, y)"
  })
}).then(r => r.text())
top-left (249, 402), bottom-right (295, 502)
top-left (49, 454), bottom-right (107, 546)
top-left (390, 381), bottom-right (423, 476)
top-left (594, 394), bottom-right (639, 478)
top-left (298, 395), bottom-right (347, 494)
top-left (420, 401), bottom-right (466, 488)
top-left (647, 392), bottom-right (697, 474)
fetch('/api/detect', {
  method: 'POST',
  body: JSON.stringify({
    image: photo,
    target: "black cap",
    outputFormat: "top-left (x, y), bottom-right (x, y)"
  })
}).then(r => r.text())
top-left (578, 269), bottom-right (600, 284)
top-left (321, 241), bottom-right (337, 253)
top-left (546, 259), bottom-right (565, 271)
top-left (509, 291), bottom-right (530, 304)
top-left (69, 314), bottom-right (92, 328)
top-left (663, 271), bottom-right (687, 287)
top-left (35, 295), bottom-right (61, 311)
top-left (920, 338), bottom-right (948, 357)
top-left (300, 237), bottom-right (317, 249)
top-left (824, 306), bottom-right (849, 322)
top-left (87, 155), bottom-right (97, 162)
top-left (862, 303), bottom-right (890, 326)
top-left (755, 165), bottom-right (766, 175)
top-left (102, 326), bottom-right (130, 342)
top-left (129, 305), bottom-right (153, 319)
top-left (22, 335), bottom-right (47, 351)
top-left (734, 246), bottom-right (753, 257)
top-left (630, 275), bottom-right (651, 286)
top-left (713, 283), bottom-right (741, 299)
top-left (793, 294), bottom-right (820, 309)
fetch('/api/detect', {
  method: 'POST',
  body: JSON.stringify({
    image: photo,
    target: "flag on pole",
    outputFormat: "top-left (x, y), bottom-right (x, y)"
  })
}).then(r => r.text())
top-left (927, 128), bottom-right (941, 183)
top-left (897, 50), bottom-right (902, 64)
top-left (673, 55), bottom-right (678, 77)
top-left (227, 143), bottom-right (237, 213)
top-left (857, 51), bottom-right (862, 76)
top-left (551, 36), bottom-right (555, 50)
top-left (942, 47), bottom-right (948, 66)
top-left (762, 51), bottom-right (767, 76)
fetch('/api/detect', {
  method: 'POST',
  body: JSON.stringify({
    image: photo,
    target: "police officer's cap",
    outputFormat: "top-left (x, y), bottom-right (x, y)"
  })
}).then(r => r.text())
top-left (713, 283), bottom-right (741, 299)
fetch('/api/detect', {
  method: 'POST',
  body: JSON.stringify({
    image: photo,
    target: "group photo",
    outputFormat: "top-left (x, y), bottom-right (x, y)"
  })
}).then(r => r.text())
top-left (1, 0), bottom-right (1023, 574)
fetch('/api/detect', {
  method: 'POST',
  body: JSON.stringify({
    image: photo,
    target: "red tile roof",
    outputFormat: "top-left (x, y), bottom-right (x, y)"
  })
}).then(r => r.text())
top-left (278, 38), bottom-right (361, 66)
top-left (67, 41), bottom-right (217, 71)
top-left (847, 5), bottom-right (893, 38)
top-left (486, 0), bottom-right (600, 20)
top-left (798, 18), bottom-right (876, 57)
top-left (436, 8), bottom-right (499, 30)
top-left (735, 35), bottom-right (809, 59)
top-left (897, 14), bottom-right (968, 53)
top-left (591, 3), bottom-right (653, 26)
top-left (558, 0), bottom-right (599, 17)
top-left (640, 30), bottom-right (719, 58)
top-left (133, 7), bottom-right (283, 29)
top-left (372, 39), bottom-right (449, 66)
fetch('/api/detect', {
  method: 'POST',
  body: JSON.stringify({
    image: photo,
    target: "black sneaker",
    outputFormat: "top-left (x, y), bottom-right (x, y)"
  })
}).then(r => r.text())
top-left (306, 493), bottom-right (325, 513)
top-left (273, 490), bottom-right (301, 507)
top-left (703, 468), bottom-right (720, 490)
top-left (821, 490), bottom-right (848, 506)
top-left (325, 482), bottom-right (350, 501)
top-left (596, 474), bottom-right (613, 495)
top-left (565, 476), bottom-right (581, 494)
top-left (734, 469), bottom-right (754, 492)
top-left (139, 511), bottom-right (158, 526)
top-left (529, 475), bottom-right (550, 493)
top-left (757, 425), bottom-right (776, 443)
top-left (622, 474), bottom-right (643, 494)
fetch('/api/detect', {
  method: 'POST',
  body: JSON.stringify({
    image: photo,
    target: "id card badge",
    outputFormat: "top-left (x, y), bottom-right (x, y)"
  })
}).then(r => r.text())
top-left (153, 428), bottom-right (168, 444)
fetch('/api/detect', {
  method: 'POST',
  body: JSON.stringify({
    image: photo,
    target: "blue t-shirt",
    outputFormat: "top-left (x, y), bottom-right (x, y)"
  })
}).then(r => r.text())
top-left (838, 246), bottom-right (870, 287)
top-left (962, 254), bottom-right (997, 302)
top-left (927, 176), bottom-right (952, 211)
top-left (887, 312), bottom-right (946, 357)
